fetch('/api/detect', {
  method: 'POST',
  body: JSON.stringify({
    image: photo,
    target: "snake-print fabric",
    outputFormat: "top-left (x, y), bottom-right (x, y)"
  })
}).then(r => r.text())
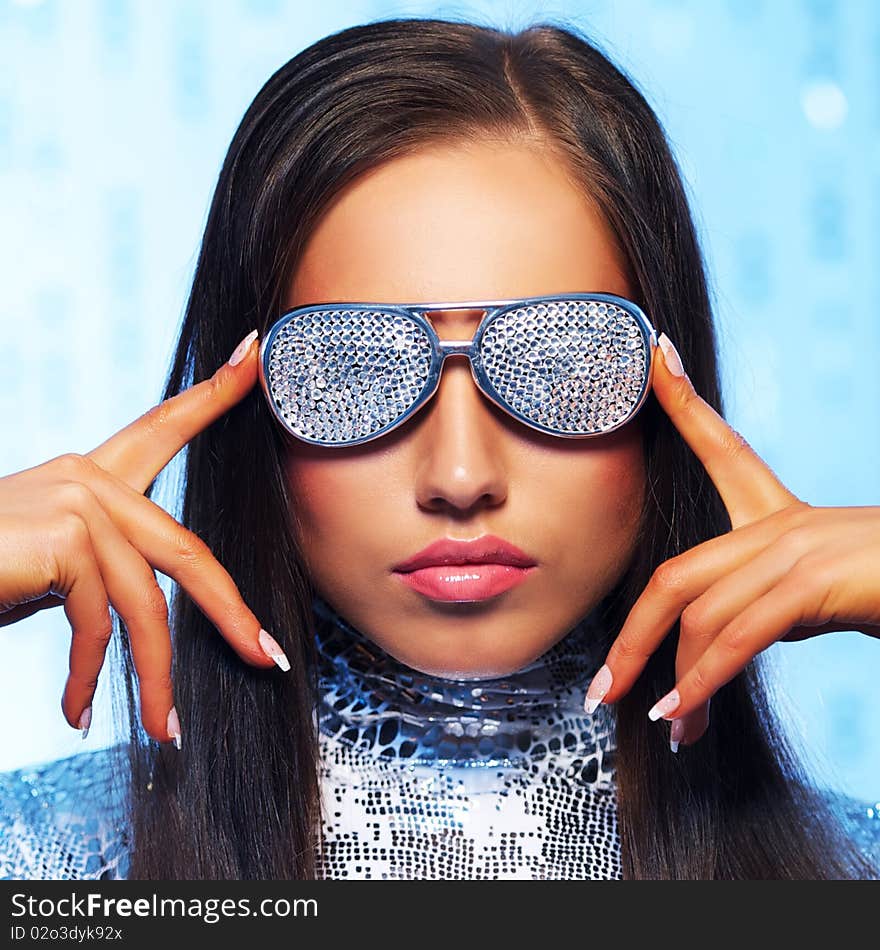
top-left (311, 598), bottom-right (621, 879)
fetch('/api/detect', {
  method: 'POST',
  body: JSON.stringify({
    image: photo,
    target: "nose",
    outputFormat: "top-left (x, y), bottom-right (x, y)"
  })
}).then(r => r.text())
top-left (413, 315), bottom-right (509, 516)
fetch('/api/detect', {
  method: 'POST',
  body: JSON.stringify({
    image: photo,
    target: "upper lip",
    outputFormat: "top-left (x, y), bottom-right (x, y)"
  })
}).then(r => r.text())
top-left (393, 534), bottom-right (537, 573)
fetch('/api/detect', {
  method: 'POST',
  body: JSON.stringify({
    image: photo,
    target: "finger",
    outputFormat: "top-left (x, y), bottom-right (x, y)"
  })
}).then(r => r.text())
top-left (87, 329), bottom-right (260, 494)
top-left (667, 703), bottom-right (709, 753)
top-left (669, 526), bottom-right (819, 747)
top-left (56, 453), bottom-right (279, 671)
top-left (59, 540), bottom-right (113, 736)
top-left (653, 333), bottom-right (800, 528)
top-left (58, 480), bottom-right (177, 743)
top-left (599, 504), bottom-right (810, 705)
top-left (648, 567), bottom-right (832, 721)
top-left (671, 638), bottom-right (710, 750)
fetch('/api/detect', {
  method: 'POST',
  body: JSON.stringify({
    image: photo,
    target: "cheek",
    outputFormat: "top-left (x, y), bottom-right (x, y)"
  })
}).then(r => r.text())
top-left (284, 451), bottom-right (403, 559)
top-left (285, 456), bottom-right (356, 536)
top-left (592, 440), bottom-right (646, 526)
top-left (541, 432), bottom-right (645, 573)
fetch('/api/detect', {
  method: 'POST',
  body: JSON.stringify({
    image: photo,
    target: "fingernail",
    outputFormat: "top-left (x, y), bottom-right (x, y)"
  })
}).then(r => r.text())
top-left (167, 706), bottom-right (182, 750)
top-left (648, 688), bottom-right (681, 721)
top-left (78, 705), bottom-right (91, 740)
top-left (657, 332), bottom-right (685, 377)
top-left (584, 664), bottom-right (613, 714)
top-left (669, 717), bottom-right (685, 753)
top-left (258, 628), bottom-right (291, 672)
top-left (228, 329), bottom-right (258, 366)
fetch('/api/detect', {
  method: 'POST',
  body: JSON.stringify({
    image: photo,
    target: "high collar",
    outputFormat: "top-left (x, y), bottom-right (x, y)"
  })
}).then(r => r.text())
top-left (311, 595), bottom-right (617, 777)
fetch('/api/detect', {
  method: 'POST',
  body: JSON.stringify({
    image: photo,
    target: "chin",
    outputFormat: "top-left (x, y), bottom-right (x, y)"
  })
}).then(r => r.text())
top-left (330, 596), bottom-right (572, 681)
top-left (379, 636), bottom-right (553, 681)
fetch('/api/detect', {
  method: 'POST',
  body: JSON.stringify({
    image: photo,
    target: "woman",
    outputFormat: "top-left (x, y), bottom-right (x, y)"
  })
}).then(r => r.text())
top-left (1, 16), bottom-right (879, 880)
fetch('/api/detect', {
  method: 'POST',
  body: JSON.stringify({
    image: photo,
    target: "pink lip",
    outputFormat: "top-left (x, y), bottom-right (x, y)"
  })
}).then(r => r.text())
top-left (392, 534), bottom-right (537, 603)
top-left (395, 563), bottom-right (535, 602)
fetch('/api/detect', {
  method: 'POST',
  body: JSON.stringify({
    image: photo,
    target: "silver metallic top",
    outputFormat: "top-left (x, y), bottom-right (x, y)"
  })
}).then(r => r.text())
top-left (311, 596), bottom-right (621, 878)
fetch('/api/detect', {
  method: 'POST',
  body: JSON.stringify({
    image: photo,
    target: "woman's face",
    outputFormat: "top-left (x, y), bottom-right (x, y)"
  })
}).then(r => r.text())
top-left (283, 139), bottom-right (646, 678)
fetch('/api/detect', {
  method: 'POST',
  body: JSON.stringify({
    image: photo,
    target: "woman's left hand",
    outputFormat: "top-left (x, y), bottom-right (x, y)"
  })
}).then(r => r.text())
top-left (585, 332), bottom-right (880, 750)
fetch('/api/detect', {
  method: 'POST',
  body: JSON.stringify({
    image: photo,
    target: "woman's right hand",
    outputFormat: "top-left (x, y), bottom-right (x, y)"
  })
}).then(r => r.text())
top-left (0, 329), bottom-right (289, 747)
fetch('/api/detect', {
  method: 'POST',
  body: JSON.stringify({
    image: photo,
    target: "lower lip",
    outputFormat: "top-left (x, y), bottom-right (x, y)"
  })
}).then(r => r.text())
top-left (393, 563), bottom-right (536, 602)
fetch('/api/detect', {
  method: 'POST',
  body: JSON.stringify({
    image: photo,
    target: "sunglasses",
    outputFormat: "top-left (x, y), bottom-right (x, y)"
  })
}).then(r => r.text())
top-left (258, 292), bottom-right (657, 448)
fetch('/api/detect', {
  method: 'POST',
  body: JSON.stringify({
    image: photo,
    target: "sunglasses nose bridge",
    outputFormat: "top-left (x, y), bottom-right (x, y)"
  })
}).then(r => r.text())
top-left (436, 339), bottom-right (476, 358)
top-left (435, 339), bottom-right (483, 387)
top-left (428, 339), bottom-right (498, 417)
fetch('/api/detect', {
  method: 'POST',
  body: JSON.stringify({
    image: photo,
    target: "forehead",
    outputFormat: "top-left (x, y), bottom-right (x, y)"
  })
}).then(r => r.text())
top-left (286, 140), bottom-right (633, 310)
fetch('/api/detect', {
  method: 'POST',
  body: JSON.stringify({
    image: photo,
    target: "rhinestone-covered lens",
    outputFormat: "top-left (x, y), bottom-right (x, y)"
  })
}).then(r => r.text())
top-left (266, 308), bottom-right (433, 444)
top-left (479, 299), bottom-right (649, 435)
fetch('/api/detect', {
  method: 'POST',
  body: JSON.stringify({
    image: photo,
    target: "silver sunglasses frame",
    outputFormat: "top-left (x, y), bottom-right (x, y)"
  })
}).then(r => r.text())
top-left (258, 291), bottom-right (658, 448)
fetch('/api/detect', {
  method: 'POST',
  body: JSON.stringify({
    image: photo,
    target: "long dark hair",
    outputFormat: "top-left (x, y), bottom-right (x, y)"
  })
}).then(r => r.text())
top-left (113, 15), bottom-right (876, 879)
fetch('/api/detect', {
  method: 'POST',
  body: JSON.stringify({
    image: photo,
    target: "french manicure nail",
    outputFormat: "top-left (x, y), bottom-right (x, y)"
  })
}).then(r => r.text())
top-left (78, 705), bottom-right (91, 740)
top-left (657, 332), bottom-right (685, 377)
top-left (258, 628), bottom-right (291, 672)
top-left (648, 688), bottom-right (681, 721)
top-left (669, 717), bottom-right (685, 753)
top-left (228, 329), bottom-right (258, 366)
top-left (584, 664), bottom-right (613, 714)
top-left (167, 706), bottom-right (182, 750)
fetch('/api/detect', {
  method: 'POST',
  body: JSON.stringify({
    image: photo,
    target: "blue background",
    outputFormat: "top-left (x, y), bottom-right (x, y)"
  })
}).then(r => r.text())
top-left (0, 0), bottom-right (877, 804)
